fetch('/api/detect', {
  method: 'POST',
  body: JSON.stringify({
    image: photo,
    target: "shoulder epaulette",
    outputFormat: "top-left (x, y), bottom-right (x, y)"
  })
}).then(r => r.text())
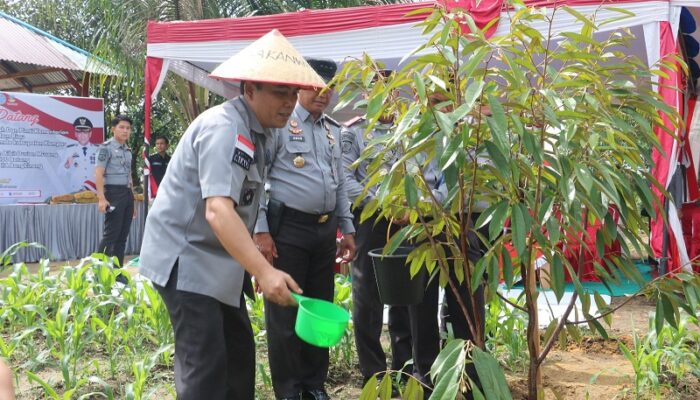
top-left (325, 115), bottom-right (341, 128)
top-left (66, 144), bottom-right (77, 148)
top-left (343, 116), bottom-right (365, 128)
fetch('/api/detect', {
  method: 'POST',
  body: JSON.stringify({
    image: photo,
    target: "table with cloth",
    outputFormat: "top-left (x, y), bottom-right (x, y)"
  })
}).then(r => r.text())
top-left (1, 203), bottom-right (144, 263)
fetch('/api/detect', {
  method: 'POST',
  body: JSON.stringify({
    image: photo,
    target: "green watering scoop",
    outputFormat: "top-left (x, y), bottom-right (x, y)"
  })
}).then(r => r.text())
top-left (292, 293), bottom-right (349, 348)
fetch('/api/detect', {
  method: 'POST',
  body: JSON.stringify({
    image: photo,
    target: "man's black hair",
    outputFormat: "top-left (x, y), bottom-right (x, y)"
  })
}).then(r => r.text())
top-left (155, 136), bottom-right (169, 145)
top-left (110, 114), bottom-right (133, 127)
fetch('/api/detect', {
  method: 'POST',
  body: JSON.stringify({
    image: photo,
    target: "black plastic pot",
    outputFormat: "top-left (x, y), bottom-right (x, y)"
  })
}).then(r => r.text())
top-left (369, 246), bottom-right (427, 305)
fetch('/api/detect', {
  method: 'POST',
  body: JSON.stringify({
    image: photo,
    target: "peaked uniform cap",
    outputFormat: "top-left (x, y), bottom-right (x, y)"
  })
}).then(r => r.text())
top-left (209, 29), bottom-right (325, 89)
top-left (73, 117), bottom-right (93, 130)
top-left (305, 58), bottom-right (337, 83)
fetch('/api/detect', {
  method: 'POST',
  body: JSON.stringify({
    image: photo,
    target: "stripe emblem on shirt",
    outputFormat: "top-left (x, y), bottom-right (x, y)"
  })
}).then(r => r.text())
top-left (233, 134), bottom-right (255, 170)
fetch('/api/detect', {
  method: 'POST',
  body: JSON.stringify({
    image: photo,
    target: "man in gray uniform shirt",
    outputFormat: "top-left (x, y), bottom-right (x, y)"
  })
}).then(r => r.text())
top-left (253, 59), bottom-right (356, 400)
top-left (340, 73), bottom-right (412, 394)
top-left (95, 114), bottom-right (134, 284)
top-left (139, 30), bottom-right (324, 400)
top-left (406, 90), bottom-right (488, 399)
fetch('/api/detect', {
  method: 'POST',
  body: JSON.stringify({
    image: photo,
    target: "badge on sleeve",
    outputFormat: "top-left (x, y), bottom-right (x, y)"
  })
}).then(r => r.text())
top-left (241, 187), bottom-right (255, 206)
top-left (97, 148), bottom-right (108, 162)
top-left (232, 134), bottom-right (255, 170)
top-left (341, 132), bottom-right (354, 154)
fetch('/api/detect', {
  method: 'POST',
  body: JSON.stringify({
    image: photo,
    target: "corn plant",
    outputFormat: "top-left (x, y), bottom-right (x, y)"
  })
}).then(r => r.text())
top-left (619, 316), bottom-right (700, 399)
top-left (26, 371), bottom-right (87, 400)
top-left (330, 273), bottom-right (355, 368)
top-left (0, 243), bottom-right (175, 399)
top-left (484, 296), bottom-right (528, 372)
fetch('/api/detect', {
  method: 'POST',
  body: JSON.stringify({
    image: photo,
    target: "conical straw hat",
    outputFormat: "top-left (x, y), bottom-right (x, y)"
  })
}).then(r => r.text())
top-left (210, 29), bottom-right (325, 89)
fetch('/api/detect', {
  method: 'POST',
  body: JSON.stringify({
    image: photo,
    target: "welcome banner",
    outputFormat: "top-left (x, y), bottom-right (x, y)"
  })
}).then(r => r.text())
top-left (0, 91), bottom-right (104, 204)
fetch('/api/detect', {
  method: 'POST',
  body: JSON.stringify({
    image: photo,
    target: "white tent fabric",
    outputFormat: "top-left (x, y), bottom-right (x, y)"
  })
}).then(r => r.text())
top-left (147, 1), bottom-right (677, 100)
top-left (690, 105), bottom-right (700, 177)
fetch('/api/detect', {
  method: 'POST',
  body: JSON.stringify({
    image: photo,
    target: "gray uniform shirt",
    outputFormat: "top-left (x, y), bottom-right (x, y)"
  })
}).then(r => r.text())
top-left (96, 139), bottom-right (132, 186)
top-left (343, 119), bottom-right (487, 210)
top-left (341, 119), bottom-right (399, 208)
top-left (255, 103), bottom-right (354, 235)
top-left (139, 96), bottom-right (270, 307)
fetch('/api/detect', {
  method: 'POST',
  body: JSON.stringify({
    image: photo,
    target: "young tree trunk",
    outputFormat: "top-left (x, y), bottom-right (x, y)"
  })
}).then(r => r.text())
top-left (525, 259), bottom-right (543, 399)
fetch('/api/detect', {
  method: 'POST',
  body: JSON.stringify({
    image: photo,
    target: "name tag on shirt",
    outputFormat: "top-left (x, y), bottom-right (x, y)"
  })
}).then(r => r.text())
top-left (233, 134), bottom-right (255, 171)
top-left (289, 135), bottom-right (305, 142)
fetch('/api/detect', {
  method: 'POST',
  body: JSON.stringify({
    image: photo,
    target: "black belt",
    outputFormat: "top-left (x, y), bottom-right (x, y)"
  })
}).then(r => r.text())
top-left (105, 184), bottom-right (130, 189)
top-left (283, 206), bottom-right (332, 224)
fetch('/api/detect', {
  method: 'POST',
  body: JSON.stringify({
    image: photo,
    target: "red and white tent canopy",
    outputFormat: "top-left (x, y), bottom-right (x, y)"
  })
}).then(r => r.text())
top-left (145, 0), bottom-right (699, 272)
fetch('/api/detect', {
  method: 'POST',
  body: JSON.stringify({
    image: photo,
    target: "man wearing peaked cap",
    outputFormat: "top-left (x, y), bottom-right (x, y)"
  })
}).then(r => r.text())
top-left (139, 29), bottom-right (321, 400)
top-left (254, 58), bottom-right (355, 400)
top-left (60, 116), bottom-right (99, 192)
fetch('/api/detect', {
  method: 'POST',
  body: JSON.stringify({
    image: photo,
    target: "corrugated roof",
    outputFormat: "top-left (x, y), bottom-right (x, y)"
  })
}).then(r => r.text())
top-left (0, 11), bottom-right (115, 93)
top-left (0, 62), bottom-right (74, 92)
top-left (0, 18), bottom-right (81, 70)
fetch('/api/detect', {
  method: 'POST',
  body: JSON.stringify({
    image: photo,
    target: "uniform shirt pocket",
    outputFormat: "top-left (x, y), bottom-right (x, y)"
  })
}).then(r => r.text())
top-left (245, 166), bottom-right (262, 183)
top-left (284, 140), bottom-right (311, 155)
top-left (329, 142), bottom-right (341, 183)
top-left (331, 141), bottom-right (341, 160)
top-left (112, 152), bottom-right (127, 172)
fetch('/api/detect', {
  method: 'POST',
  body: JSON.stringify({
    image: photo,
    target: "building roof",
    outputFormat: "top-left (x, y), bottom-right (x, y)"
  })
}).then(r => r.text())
top-left (0, 11), bottom-right (113, 94)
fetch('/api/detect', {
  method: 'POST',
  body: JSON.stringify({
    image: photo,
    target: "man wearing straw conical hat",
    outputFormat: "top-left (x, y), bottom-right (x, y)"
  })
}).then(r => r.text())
top-left (139, 29), bottom-right (325, 400)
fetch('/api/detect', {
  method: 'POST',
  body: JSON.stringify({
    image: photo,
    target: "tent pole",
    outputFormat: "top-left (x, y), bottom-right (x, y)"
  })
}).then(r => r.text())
top-left (143, 141), bottom-right (149, 237)
top-left (142, 58), bottom-right (155, 245)
top-left (660, 198), bottom-right (670, 275)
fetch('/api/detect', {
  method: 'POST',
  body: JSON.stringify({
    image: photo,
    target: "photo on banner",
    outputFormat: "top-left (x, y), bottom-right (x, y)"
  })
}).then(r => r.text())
top-left (0, 91), bottom-right (104, 205)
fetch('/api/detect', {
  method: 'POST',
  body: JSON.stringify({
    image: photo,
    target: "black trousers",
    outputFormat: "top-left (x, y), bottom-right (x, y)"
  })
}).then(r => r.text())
top-left (408, 279), bottom-right (485, 387)
top-left (155, 262), bottom-right (255, 400)
top-left (97, 185), bottom-right (133, 267)
top-left (265, 212), bottom-right (337, 398)
top-left (351, 211), bottom-right (412, 380)
top-left (408, 226), bottom-right (486, 397)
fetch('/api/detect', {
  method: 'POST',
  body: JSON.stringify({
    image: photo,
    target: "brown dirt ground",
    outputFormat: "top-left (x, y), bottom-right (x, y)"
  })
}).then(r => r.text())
top-left (315, 296), bottom-right (700, 400)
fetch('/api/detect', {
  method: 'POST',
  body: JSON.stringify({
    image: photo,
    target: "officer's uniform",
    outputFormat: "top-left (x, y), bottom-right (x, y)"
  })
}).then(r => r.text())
top-left (96, 138), bottom-right (133, 268)
top-left (340, 117), bottom-right (413, 382)
top-left (60, 142), bottom-right (99, 191)
top-left (147, 152), bottom-right (170, 186)
top-left (255, 103), bottom-right (355, 399)
top-left (140, 96), bottom-right (269, 400)
top-left (402, 155), bottom-right (485, 394)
